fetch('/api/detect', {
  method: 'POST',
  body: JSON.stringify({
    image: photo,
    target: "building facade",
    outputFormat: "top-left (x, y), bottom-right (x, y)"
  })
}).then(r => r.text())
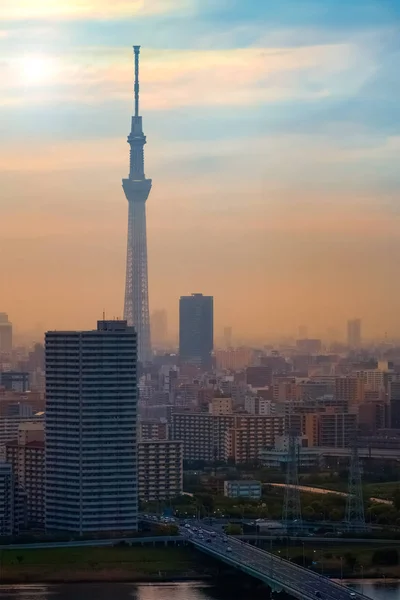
top-left (45, 320), bottom-right (138, 534)
top-left (223, 480), bottom-right (262, 499)
top-left (0, 463), bottom-right (15, 535)
top-left (171, 412), bottom-right (283, 463)
top-left (138, 440), bottom-right (183, 501)
top-left (179, 294), bottom-right (213, 370)
top-left (6, 439), bottom-right (45, 528)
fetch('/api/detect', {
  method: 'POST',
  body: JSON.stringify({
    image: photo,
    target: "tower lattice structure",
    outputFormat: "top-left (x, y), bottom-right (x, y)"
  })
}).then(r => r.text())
top-left (123, 46), bottom-right (152, 363)
top-left (283, 431), bottom-right (303, 533)
top-left (345, 434), bottom-right (366, 531)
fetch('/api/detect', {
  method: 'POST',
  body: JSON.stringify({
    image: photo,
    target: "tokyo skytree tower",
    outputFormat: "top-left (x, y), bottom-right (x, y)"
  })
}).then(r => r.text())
top-left (122, 46), bottom-right (152, 363)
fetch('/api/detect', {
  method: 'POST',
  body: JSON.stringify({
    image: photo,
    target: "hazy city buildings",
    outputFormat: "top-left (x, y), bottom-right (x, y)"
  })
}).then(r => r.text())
top-left (347, 318), bottom-right (362, 347)
top-left (0, 372), bottom-right (29, 393)
top-left (179, 293), bottom-right (213, 369)
top-left (123, 46), bottom-right (152, 364)
top-left (0, 313), bottom-right (12, 353)
top-left (45, 320), bottom-right (138, 534)
top-left (138, 440), bottom-right (183, 501)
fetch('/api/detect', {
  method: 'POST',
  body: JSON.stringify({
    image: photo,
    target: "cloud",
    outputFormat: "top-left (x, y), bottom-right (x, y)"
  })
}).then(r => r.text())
top-left (1, 41), bottom-right (375, 111)
top-left (0, 0), bottom-right (192, 21)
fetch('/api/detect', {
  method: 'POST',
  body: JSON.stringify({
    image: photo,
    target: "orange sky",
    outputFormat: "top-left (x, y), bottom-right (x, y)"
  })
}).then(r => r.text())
top-left (1, 0), bottom-right (400, 343)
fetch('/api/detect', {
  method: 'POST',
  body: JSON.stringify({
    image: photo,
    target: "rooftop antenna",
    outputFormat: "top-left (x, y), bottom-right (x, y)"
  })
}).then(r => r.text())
top-left (103, 310), bottom-right (106, 320)
top-left (133, 45), bottom-right (140, 117)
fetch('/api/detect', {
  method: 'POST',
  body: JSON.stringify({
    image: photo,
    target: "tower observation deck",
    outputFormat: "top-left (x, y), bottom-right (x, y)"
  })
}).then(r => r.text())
top-left (123, 45), bottom-right (152, 363)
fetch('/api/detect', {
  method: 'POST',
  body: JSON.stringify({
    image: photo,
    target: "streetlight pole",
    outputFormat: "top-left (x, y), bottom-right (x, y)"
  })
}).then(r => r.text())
top-left (361, 565), bottom-right (364, 594)
top-left (340, 556), bottom-right (343, 584)
top-left (302, 542), bottom-right (305, 568)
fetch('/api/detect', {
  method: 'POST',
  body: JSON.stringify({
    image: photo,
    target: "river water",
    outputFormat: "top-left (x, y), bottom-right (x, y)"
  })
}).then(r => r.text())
top-left (1, 581), bottom-right (400, 600)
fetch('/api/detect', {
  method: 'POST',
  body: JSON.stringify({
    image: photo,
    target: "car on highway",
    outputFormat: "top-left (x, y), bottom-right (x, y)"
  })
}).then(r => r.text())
top-left (226, 546), bottom-right (232, 552)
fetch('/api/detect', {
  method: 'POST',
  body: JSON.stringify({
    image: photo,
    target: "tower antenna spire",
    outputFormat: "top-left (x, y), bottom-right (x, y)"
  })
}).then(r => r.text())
top-left (133, 45), bottom-right (140, 117)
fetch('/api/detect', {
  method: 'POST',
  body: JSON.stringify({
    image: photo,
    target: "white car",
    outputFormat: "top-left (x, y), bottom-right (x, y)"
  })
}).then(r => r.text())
top-left (226, 546), bottom-right (232, 552)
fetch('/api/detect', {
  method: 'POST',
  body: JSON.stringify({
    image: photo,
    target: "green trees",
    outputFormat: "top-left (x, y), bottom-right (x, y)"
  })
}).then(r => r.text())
top-left (372, 548), bottom-right (399, 566)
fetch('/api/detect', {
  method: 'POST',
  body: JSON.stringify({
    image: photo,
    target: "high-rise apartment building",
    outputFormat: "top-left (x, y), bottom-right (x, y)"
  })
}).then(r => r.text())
top-left (0, 463), bottom-right (16, 535)
top-left (179, 294), bottom-right (213, 369)
top-left (347, 318), bottom-right (362, 347)
top-left (138, 440), bottom-right (183, 501)
top-left (171, 412), bottom-right (283, 462)
top-left (45, 320), bottom-right (138, 534)
top-left (0, 313), bottom-right (12, 353)
top-left (335, 376), bottom-right (364, 406)
top-left (6, 423), bottom-right (45, 528)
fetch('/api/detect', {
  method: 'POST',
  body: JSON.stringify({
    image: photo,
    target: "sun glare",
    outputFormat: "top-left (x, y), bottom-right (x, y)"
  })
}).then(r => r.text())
top-left (20, 55), bottom-right (56, 85)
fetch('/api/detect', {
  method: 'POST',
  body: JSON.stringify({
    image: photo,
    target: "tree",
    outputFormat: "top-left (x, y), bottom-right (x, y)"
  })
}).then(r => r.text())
top-left (225, 524), bottom-right (243, 535)
top-left (372, 548), bottom-right (399, 566)
top-left (392, 488), bottom-right (400, 511)
top-left (303, 506), bottom-right (315, 520)
top-left (195, 493), bottom-right (214, 513)
top-left (344, 552), bottom-right (357, 571)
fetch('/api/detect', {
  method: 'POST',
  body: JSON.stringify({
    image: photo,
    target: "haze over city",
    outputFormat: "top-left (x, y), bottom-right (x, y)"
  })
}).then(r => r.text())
top-left (1, 0), bottom-right (400, 342)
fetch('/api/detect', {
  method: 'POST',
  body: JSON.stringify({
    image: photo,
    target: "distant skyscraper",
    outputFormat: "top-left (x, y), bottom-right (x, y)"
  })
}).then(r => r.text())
top-left (0, 313), bottom-right (12, 353)
top-left (151, 309), bottom-right (168, 346)
top-left (179, 294), bottom-right (213, 369)
top-left (223, 326), bottom-right (232, 348)
top-left (45, 320), bottom-right (138, 534)
top-left (298, 325), bottom-right (308, 340)
top-left (347, 318), bottom-right (362, 347)
top-left (123, 46), bottom-right (152, 364)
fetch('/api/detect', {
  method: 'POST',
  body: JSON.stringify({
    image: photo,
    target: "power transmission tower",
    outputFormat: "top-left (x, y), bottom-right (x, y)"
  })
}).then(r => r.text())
top-left (345, 434), bottom-right (366, 531)
top-left (283, 431), bottom-right (303, 533)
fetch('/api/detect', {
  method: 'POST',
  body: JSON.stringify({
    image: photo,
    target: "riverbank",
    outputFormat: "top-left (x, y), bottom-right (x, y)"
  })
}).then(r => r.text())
top-left (0, 546), bottom-right (209, 584)
top-left (2, 543), bottom-right (400, 585)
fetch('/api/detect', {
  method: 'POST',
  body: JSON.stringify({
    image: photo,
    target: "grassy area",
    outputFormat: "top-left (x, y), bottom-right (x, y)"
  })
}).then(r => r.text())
top-left (0, 545), bottom-right (203, 584)
top-left (364, 482), bottom-right (399, 500)
top-left (269, 542), bottom-right (400, 577)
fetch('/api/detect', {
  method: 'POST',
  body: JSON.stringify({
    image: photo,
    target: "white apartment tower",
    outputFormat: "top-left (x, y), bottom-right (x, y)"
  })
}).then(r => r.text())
top-left (45, 320), bottom-right (138, 534)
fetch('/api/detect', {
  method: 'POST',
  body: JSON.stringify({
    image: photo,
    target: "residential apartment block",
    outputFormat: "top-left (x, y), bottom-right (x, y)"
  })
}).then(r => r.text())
top-left (138, 440), bottom-right (183, 501)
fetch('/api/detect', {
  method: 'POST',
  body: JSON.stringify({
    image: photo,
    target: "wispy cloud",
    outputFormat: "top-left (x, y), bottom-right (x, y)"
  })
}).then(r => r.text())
top-left (1, 41), bottom-right (375, 110)
top-left (0, 0), bottom-right (193, 21)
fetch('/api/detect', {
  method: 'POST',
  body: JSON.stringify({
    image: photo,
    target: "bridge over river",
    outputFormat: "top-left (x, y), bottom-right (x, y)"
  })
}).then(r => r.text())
top-left (180, 523), bottom-right (371, 600)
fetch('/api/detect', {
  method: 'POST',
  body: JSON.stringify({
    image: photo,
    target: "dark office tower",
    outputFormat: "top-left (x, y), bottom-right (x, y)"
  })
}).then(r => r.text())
top-left (123, 46), bottom-right (152, 364)
top-left (179, 294), bottom-right (213, 370)
top-left (347, 318), bottom-right (361, 347)
top-left (45, 321), bottom-right (138, 534)
top-left (0, 313), bottom-right (12, 353)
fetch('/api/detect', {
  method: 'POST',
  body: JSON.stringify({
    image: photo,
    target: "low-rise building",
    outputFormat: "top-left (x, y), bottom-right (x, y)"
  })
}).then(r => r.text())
top-left (223, 480), bottom-right (262, 500)
top-left (259, 435), bottom-right (322, 469)
top-left (138, 440), bottom-right (183, 502)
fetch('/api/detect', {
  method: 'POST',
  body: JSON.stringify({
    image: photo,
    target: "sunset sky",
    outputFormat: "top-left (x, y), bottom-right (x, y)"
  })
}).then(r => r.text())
top-left (1, 0), bottom-right (400, 343)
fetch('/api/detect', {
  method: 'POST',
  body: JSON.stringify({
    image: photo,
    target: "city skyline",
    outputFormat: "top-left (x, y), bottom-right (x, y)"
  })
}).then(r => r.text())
top-left (2, 1), bottom-right (400, 339)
